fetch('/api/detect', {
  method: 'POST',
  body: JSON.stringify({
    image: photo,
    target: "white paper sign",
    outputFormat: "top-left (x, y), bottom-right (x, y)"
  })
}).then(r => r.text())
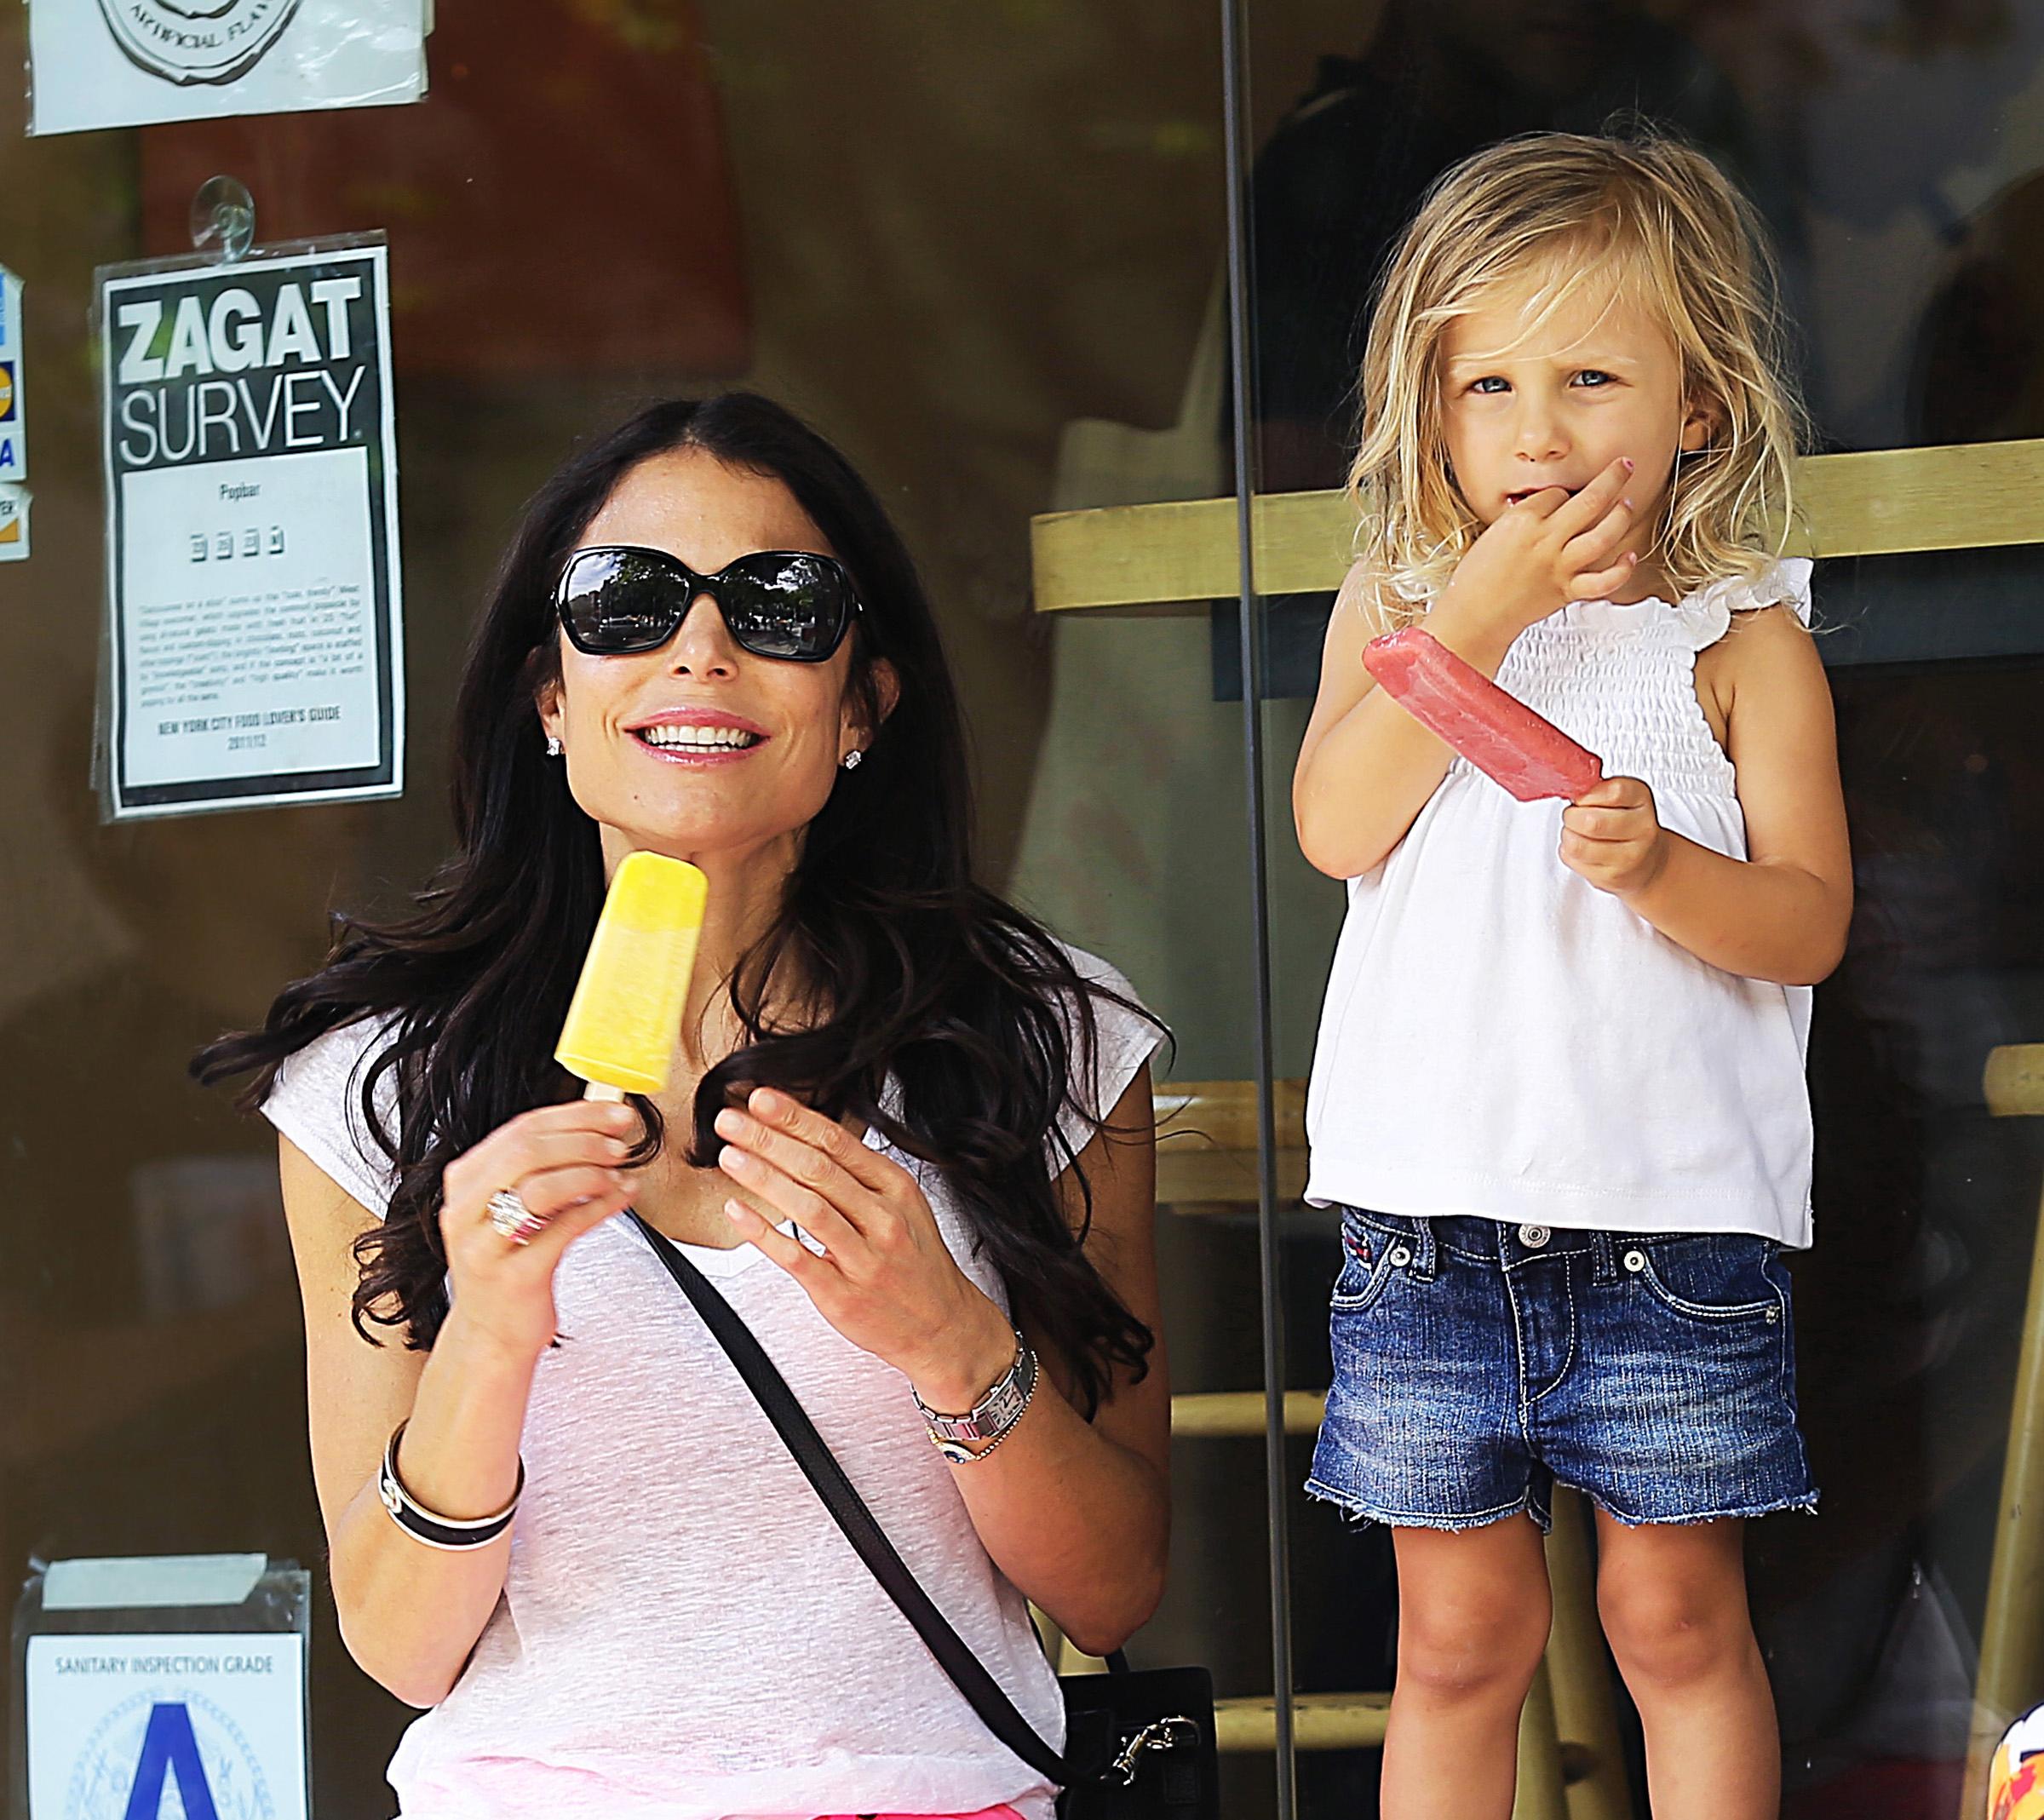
top-left (28, 0), bottom-right (427, 137)
top-left (1, 265), bottom-right (26, 484)
top-left (26, 1631), bottom-right (307, 1820)
top-left (99, 242), bottom-right (405, 818)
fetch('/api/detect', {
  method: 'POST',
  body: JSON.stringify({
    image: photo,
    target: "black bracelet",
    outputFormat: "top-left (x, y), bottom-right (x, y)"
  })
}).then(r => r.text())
top-left (377, 1421), bottom-right (524, 1551)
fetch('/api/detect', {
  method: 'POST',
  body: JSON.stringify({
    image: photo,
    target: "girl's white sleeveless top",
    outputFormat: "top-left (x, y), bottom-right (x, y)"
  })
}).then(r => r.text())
top-left (1306, 558), bottom-right (1817, 1248)
top-left (263, 945), bottom-right (1163, 1820)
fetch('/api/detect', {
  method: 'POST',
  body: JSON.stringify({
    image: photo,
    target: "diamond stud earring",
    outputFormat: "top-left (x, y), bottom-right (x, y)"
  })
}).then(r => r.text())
top-left (841, 749), bottom-right (864, 771)
top-left (545, 735), bottom-right (564, 758)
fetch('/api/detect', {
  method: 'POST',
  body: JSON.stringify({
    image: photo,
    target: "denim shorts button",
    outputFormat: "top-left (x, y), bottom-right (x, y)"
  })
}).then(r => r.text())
top-left (1519, 1225), bottom-right (1551, 1249)
top-left (1389, 1247), bottom-right (1412, 1267)
top-left (1623, 1249), bottom-right (1646, 1272)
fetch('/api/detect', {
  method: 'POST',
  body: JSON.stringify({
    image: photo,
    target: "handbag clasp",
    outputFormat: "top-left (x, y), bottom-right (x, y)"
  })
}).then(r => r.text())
top-left (1109, 1715), bottom-right (1200, 1786)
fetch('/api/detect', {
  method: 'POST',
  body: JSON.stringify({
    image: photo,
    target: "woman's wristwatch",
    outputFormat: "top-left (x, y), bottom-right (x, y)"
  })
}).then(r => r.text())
top-left (913, 1329), bottom-right (1039, 1465)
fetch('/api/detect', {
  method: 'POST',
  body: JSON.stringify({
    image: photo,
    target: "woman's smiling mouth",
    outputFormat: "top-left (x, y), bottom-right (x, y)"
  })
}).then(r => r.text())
top-left (627, 710), bottom-right (769, 762)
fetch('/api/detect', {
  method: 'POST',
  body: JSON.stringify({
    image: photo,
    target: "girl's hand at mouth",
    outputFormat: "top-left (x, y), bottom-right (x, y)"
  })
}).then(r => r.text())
top-left (1434, 456), bottom-right (1642, 647)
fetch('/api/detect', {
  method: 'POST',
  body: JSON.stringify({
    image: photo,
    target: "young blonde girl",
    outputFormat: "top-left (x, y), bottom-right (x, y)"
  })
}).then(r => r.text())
top-left (1295, 131), bottom-right (1851, 1819)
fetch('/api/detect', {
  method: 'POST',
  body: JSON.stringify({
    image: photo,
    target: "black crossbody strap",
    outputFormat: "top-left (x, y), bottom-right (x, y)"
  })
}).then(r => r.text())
top-left (628, 1212), bottom-right (1070, 1785)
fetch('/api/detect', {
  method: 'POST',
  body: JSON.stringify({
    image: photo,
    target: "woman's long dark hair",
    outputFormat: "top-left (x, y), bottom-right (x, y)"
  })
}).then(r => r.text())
top-left (197, 392), bottom-right (1159, 1415)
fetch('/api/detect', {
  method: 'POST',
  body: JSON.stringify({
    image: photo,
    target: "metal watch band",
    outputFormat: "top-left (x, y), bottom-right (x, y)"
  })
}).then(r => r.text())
top-left (378, 1420), bottom-right (525, 1551)
top-left (914, 1330), bottom-right (1038, 1460)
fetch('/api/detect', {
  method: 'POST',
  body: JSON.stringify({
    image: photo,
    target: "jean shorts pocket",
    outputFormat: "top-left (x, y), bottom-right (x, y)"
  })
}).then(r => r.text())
top-left (1624, 1234), bottom-right (1784, 1323)
top-left (1330, 1211), bottom-right (1405, 1312)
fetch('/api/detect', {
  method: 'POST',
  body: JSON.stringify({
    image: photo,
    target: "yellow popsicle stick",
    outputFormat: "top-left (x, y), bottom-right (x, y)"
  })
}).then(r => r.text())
top-left (555, 851), bottom-right (708, 1099)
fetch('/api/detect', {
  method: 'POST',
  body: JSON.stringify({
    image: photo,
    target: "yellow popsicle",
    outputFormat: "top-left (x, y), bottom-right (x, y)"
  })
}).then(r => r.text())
top-left (555, 851), bottom-right (708, 1099)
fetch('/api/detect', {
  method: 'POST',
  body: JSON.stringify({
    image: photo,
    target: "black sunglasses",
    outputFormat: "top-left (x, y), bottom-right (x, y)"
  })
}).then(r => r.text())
top-left (555, 544), bottom-right (864, 662)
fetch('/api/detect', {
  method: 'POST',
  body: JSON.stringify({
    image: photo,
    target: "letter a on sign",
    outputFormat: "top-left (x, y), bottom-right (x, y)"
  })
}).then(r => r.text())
top-left (123, 1702), bottom-right (221, 1820)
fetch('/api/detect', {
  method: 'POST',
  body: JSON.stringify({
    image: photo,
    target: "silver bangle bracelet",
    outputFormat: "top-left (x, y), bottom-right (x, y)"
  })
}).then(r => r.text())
top-left (377, 1420), bottom-right (525, 1551)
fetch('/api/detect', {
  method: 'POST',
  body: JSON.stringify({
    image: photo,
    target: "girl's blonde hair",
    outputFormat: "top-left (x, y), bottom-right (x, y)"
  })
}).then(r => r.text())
top-left (1349, 129), bottom-right (1808, 622)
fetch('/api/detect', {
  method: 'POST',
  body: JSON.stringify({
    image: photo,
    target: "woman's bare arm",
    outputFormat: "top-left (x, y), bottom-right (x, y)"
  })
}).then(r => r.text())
top-left (712, 1068), bottom-right (1172, 1658)
top-left (939, 1065), bottom-right (1172, 1656)
top-left (281, 1139), bottom-right (520, 1707)
top-left (280, 1097), bottom-right (640, 1705)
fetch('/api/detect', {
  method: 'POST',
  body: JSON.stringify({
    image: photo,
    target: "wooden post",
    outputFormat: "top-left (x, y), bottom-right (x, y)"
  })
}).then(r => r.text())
top-left (1961, 1046), bottom-right (2044, 1818)
top-left (1544, 1489), bottom-right (1635, 1820)
top-left (1513, 1661), bottom-right (1570, 1820)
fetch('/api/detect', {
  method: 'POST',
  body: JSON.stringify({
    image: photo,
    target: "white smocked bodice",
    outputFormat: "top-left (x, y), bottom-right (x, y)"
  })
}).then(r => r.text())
top-left (1492, 600), bottom-right (1737, 798)
top-left (1306, 558), bottom-right (1817, 1246)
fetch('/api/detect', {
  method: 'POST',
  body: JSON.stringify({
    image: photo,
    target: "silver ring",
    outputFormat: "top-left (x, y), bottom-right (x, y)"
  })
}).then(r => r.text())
top-left (485, 1188), bottom-right (548, 1246)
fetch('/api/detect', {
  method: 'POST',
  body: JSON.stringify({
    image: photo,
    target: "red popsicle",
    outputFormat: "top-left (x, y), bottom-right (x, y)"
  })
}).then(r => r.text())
top-left (1364, 626), bottom-right (1605, 802)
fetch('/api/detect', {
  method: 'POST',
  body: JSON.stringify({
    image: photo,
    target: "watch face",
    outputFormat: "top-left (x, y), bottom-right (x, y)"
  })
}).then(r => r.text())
top-left (917, 1334), bottom-right (1036, 1457)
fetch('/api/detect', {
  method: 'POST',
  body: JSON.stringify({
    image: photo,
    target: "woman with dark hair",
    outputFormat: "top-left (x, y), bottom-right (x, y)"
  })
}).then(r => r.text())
top-left (197, 393), bottom-right (1171, 1820)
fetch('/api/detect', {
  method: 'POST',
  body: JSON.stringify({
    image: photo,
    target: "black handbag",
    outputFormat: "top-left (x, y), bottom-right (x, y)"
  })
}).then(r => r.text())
top-left (629, 1213), bottom-right (1220, 1820)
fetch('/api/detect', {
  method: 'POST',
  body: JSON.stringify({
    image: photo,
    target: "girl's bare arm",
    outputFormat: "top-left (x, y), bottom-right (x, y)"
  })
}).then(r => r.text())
top-left (1565, 606), bottom-right (1852, 985)
top-left (1296, 464), bottom-right (1639, 879)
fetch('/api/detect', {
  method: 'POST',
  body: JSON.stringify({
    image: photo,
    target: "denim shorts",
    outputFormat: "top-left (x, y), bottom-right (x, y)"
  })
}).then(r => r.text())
top-left (1306, 1209), bottom-right (1819, 1531)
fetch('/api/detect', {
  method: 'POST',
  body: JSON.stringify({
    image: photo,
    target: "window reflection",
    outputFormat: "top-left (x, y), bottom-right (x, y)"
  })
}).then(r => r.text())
top-left (1760, 650), bottom-right (2044, 1815)
top-left (1242, 8), bottom-right (2044, 1813)
top-left (0, 707), bottom-right (409, 1807)
top-left (1249, 0), bottom-right (1789, 491)
top-left (1246, 0), bottom-right (2044, 482)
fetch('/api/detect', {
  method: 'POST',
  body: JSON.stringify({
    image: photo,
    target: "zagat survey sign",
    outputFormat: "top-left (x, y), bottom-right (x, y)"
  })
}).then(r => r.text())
top-left (112, 274), bottom-right (370, 465)
top-left (98, 242), bottom-right (405, 820)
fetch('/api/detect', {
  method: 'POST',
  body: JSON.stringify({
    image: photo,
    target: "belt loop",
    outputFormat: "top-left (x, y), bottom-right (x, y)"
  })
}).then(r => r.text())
top-left (1589, 1231), bottom-right (1617, 1285)
top-left (1409, 1216), bottom-right (1438, 1283)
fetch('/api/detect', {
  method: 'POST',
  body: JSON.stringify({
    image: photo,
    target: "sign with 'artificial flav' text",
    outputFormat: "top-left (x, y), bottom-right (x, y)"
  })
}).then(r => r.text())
top-left (27, 0), bottom-right (427, 136)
